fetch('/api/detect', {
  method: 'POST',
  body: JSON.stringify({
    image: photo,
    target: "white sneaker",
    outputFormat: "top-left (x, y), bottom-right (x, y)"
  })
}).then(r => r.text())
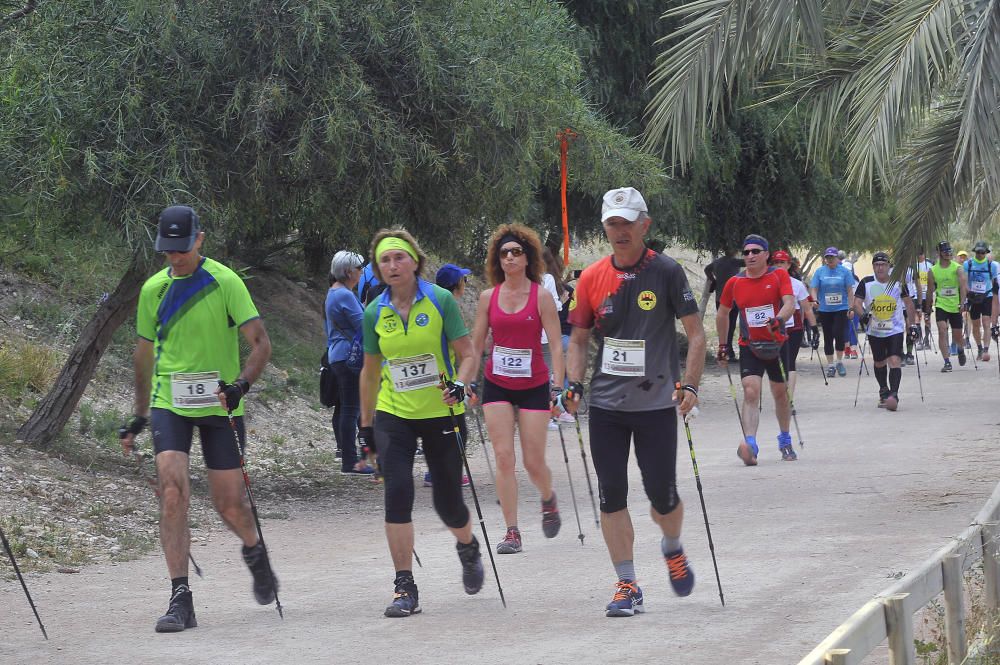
top-left (557, 412), bottom-right (576, 424)
top-left (548, 420), bottom-right (559, 431)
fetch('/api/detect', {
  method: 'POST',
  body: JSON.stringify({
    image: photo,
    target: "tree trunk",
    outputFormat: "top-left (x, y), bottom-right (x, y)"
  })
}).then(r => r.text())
top-left (16, 249), bottom-right (152, 446)
top-left (698, 279), bottom-right (713, 321)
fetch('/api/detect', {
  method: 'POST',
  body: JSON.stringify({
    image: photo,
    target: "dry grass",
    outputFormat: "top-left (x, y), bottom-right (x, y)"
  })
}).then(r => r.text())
top-left (0, 336), bottom-right (60, 400)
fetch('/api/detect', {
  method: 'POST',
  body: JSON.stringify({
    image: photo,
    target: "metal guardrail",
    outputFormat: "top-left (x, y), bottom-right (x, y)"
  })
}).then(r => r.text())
top-left (799, 481), bottom-right (1000, 665)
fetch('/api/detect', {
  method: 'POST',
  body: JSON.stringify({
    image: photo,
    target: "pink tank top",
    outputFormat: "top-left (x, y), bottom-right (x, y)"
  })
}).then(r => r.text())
top-left (485, 281), bottom-right (548, 389)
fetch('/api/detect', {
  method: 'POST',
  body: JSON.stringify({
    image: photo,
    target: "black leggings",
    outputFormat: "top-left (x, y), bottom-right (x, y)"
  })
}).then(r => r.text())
top-left (818, 310), bottom-right (848, 355)
top-left (588, 406), bottom-right (679, 516)
top-left (374, 411), bottom-right (470, 528)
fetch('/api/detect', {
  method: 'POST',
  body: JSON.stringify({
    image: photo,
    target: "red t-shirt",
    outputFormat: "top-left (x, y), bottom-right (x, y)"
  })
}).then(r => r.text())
top-left (720, 267), bottom-right (793, 346)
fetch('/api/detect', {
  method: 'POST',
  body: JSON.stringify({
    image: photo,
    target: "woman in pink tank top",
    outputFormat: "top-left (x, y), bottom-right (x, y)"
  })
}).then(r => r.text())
top-left (469, 223), bottom-right (565, 554)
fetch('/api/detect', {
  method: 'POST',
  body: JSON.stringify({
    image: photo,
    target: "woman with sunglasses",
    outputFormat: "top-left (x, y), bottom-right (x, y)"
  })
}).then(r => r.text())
top-left (469, 223), bottom-right (565, 554)
top-left (809, 247), bottom-right (857, 377)
top-left (358, 229), bottom-right (484, 617)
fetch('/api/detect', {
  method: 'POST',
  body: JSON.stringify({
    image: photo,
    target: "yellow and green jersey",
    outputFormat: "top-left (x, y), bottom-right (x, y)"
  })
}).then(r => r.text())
top-left (136, 257), bottom-right (259, 417)
top-left (930, 261), bottom-right (961, 313)
top-left (363, 279), bottom-right (468, 420)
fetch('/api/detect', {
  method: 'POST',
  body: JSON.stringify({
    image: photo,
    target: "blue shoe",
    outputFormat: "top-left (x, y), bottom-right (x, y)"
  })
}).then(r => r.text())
top-left (384, 576), bottom-right (421, 618)
top-left (423, 471), bottom-right (432, 487)
top-left (341, 463), bottom-right (375, 475)
top-left (665, 548), bottom-right (695, 597)
top-left (836, 361), bottom-right (847, 377)
top-left (605, 579), bottom-right (644, 617)
top-left (781, 446), bottom-right (798, 461)
top-left (457, 537), bottom-right (484, 595)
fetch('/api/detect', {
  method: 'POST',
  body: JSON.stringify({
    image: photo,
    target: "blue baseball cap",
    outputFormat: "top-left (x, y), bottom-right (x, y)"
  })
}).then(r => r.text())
top-left (436, 263), bottom-right (471, 289)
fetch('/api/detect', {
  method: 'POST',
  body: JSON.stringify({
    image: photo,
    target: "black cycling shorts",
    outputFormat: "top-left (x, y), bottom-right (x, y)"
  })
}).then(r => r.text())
top-left (481, 378), bottom-right (550, 411)
top-left (869, 333), bottom-right (904, 363)
top-left (151, 408), bottom-right (244, 471)
top-left (935, 308), bottom-right (963, 328)
top-left (969, 298), bottom-right (993, 321)
top-left (374, 411), bottom-right (470, 528)
top-left (739, 345), bottom-right (786, 382)
top-left (588, 406), bottom-right (679, 516)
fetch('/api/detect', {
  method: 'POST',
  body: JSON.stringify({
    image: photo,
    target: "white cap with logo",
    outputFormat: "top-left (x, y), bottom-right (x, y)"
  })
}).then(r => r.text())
top-left (601, 187), bottom-right (648, 223)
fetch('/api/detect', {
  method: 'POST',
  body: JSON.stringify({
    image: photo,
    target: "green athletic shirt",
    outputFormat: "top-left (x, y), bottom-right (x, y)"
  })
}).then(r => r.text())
top-left (136, 257), bottom-right (260, 417)
top-left (363, 279), bottom-right (468, 419)
top-left (930, 261), bottom-right (961, 313)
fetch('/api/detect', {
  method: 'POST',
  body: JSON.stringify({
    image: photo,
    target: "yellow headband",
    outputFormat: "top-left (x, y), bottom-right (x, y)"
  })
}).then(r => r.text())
top-left (375, 236), bottom-right (418, 262)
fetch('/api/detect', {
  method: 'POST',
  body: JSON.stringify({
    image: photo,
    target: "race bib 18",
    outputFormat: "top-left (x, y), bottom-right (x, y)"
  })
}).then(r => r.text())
top-left (171, 371), bottom-right (220, 408)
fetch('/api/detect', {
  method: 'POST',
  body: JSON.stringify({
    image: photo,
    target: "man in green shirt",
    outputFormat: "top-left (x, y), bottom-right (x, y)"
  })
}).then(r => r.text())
top-left (926, 241), bottom-right (969, 372)
top-left (119, 205), bottom-right (276, 632)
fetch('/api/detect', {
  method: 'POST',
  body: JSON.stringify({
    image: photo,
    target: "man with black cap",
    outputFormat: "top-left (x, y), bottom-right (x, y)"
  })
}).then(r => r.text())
top-left (853, 252), bottom-right (918, 410)
top-left (716, 234), bottom-right (797, 464)
top-left (962, 241), bottom-right (997, 361)
top-left (119, 205), bottom-right (278, 632)
top-left (565, 186), bottom-right (705, 617)
top-left (926, 241), bottom-right (969, 372)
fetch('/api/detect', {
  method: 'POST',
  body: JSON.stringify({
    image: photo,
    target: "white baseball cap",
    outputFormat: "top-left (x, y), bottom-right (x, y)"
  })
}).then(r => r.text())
top-left (601, 187), bottom-right (647, 223)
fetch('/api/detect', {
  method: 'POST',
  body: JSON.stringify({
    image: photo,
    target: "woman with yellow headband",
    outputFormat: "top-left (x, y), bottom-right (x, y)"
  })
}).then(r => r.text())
top-left (357, 229), bottom-right (484, 617)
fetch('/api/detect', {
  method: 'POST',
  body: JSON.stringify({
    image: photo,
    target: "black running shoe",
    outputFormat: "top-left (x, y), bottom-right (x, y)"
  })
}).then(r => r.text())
top-left (155, 585), bottom-right (197, 633)
top-left (242, 541), bottom-right (279, 605)
top-left (958, 349), bottom-right (967, 366)
top-left (456, 537), bottom-right (484, 595)
top-left (385, 575), bottom-right (421, 617)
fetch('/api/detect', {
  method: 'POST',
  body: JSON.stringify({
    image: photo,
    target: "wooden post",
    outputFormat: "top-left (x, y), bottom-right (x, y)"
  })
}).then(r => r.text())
top-left (941, 554), bottom-right (967, 664)
top-left (824, 648), bottom-right (851, 665)
top-left (983, 523), bottom-right (1000, 612)
top-left (884, 593), bottom-right (916, 665)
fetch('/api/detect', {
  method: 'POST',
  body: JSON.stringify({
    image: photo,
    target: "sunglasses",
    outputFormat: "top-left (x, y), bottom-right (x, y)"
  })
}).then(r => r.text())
top-left (743, 248), bottom-right (764, 256)
top-left (500, 246), bottom-right (525, 258)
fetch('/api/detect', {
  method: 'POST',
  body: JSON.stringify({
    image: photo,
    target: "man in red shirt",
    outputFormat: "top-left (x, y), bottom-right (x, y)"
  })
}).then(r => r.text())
top-left (715, 234), bottom-right (796, 465)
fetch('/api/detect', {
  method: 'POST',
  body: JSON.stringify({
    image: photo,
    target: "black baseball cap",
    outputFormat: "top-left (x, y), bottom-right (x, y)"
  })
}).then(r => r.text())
top-left (155, 206), bottom-right (201, 253)
top-left (872, 251), bottom-right (891, 264)
top-left (937, 241), bottom-right (952, 254)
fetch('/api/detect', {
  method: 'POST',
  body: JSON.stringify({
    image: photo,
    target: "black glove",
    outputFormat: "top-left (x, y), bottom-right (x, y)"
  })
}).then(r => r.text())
top-left (992, 324), bottom-right (999, 342)
top-left (442, 378), bottom-right (466, 403)
top-left (565, 381), bottom-right (584, 403)
top-left (907, 325), bottom-right (921, 344)
top-left (118, 415), bottom-right (148, 440)
top-left (860, 313), bottom-right (871, 329)
top-left (358, 426), bottom-right (375, 457)
top-left (809, 326), bottom-right (820, 349)
top-left (217, 379), bottom-right (249, 412)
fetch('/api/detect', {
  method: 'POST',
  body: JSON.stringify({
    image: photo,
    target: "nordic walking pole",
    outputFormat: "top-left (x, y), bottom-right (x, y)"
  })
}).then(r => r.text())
top-left (676, 389), bottom-right (724, 607)
top-left (412, 549), bottom-right (422, 568)
top-left (468, 392), bottom-right (496, 485)
top-left (853, 319), bottom-right (871, 408)
top-left (219, 383), bottom-right (283, 619)
top-left (769, 327), bottom-right (805, 448)
top-left (570, 414), bottom-right (600, 528)
top-left (442, 404), bottom-right (506, 608)
top-left (723, 358), bottom-right (749, 441)
top-left (555, 421), bottom-right (585, 546)
top-left (911, 328), bottom-right (925, 402)
top-left (0, 524), bottom-right (48, 639)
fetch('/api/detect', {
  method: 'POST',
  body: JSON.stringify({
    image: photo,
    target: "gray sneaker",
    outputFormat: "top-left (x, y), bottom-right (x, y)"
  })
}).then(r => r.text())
top-left (496, 527), bottom-right (523, 554)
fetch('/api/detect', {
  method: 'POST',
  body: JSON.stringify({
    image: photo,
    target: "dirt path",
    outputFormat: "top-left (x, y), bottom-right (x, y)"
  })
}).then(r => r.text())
top-left (4, 349), bottom-right (999, 664)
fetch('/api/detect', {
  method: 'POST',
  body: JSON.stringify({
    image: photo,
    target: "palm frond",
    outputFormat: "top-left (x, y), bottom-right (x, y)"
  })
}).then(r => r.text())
top-left (841, 0), bottom-right (961, 190)
top-left (954, 0), bottom-right (1000, 201)
top-left (644, 0), bottom-right (826, 167)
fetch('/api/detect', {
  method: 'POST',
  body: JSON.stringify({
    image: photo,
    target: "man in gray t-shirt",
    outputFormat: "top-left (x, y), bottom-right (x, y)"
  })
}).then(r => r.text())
top-left (564, 186), bottom-right (706, 618)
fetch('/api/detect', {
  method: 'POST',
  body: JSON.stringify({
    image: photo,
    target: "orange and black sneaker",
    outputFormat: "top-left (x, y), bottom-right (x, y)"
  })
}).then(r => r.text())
top-left (665, 548), bottom-right (695, 597)
top-left (605, 579), bottom-right (644, 617)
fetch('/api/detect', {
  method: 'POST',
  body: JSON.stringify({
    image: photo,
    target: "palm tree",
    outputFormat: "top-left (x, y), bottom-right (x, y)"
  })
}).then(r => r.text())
top-left (645, 0), bottom-right (1000, 261)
